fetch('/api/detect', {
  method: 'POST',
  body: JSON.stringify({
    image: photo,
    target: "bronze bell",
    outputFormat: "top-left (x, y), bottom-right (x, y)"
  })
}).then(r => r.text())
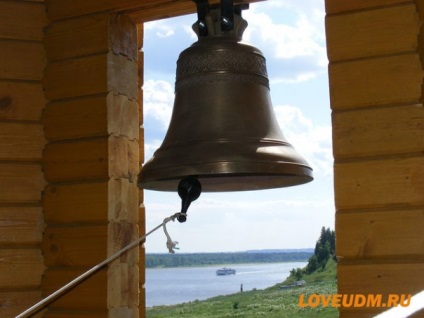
top-left (138, 1), bottom-right (313, 192)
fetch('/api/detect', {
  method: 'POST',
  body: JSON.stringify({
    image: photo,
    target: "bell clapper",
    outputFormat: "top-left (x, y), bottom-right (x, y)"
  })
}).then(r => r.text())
top-left (177, 177), bottom-right (202, 223)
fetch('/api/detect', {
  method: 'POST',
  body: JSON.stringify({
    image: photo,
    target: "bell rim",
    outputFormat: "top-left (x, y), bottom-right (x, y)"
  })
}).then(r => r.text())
top-left (138, 160), bottom-right (313, 192)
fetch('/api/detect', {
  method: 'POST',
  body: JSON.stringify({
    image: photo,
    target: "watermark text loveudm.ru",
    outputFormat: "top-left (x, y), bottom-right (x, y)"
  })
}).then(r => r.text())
top-left (298, 293), bottom-right (411, 308)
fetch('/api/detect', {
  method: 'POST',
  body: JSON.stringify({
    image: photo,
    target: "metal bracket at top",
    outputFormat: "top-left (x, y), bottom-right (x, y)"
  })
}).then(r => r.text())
top-left (194, 0), bottom-right (249, 35)
top-left (194, 0), bottom-right (210, 36)
top-left (220, 0), bottom-right (234, 31)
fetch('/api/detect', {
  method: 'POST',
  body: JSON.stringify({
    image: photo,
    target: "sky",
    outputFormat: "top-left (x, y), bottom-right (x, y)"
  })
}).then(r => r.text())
top-left (141, 0), bottom-right (334, 253)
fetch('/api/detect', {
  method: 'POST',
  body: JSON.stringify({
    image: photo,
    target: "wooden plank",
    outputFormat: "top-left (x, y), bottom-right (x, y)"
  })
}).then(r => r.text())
top-left (43, 93), bottom-right (139, 141)
top-left (108, 179), bottom-right (139, 223)
top-left (0, 123), bottom-right (44, 160)
top-left (0, 164), bottom-right (44, 203)
top-left (334, 157), bottom-right (424, 210)
top-left (332, 104), bottom-right (424, 160)
top-left (0, 207), bottom-right (43, 245)
top-left (325, 0), bottom-right (412, 15)
top-left (338, 262), bottom-right (424, 297)
top-left (0, 248), bottom-right (44, 287)
top-left (336, 209), bottom-right (424, 258)
top-left (139, 284), bottom-right (145, 315)
top-left (44, 53), bottom-right (137, 100)
top-left (326, 4), bottom-right (420, 61)
top-left (108, 136), bottom-right (139, 181)
top-left (107, 262), bottom-right (139, 308)
top-left (0, 81), bottom-right (45, 121)
top-left (43, 268), bottom-right (107, 310)
top-left (329, 53), bottom-right (422, 110)
top-left (0, 1), bottom-right (47, 41)
top-left (0, 291), bottom-right (43, 318)
top-left (47, 0), bottom-right (262, 22)
top-left (107, 53), bottom-right (138, 100)
top-left (45, 12), bottom-right (110, 61)
top-left (0, 40), bottom-right (45, 81)
top-left (418, 0), bottom-right (424, 19)
top-left (43, 138), bottom-right (108, 183)
top-left (107, 93), bottom-right (139, 140)
top-left (340, 310), bottom-right (424, 318)
top-left (43, 95), bottom-right (109, 141)
top-left (109, 14), bottom-right (137, 60)
top-left (44, 182), bottom-right (108, 224)
top-left (43, 225), bottom-right (107, 267)
top-left (109, 307), bottom-right (139, 318)
top-left (128, 2), bottom-right (195, 23)
top-left (43, 136), bottom-right (139, 182)
top-left (44, 311), bottom-right (108, 318)
top-left (43, 54), bottom-right (108, 100)
top-left (107, 222), bottom-right (138, 264)
top-left (45, 12), bottom-right (137, 61)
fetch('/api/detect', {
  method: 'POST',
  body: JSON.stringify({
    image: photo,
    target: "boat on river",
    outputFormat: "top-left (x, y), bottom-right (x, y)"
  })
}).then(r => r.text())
top-left (216, 267), bottom-right (236, 275)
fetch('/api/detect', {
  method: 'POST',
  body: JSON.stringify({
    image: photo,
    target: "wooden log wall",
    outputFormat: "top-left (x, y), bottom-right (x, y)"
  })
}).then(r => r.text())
top-left (0, 1), bottom-right (47, 317)
top-left (326, 0), bottom-right (424, 317)
top-left (42, 11), bottom-right (141, 317)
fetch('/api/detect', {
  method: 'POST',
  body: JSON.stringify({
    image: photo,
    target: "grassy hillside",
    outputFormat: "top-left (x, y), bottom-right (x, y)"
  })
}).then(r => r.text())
top-left (146, 259), bottom-right (338, 318)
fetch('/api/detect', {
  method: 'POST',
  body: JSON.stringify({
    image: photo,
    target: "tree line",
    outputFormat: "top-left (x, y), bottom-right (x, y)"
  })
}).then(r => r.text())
top-left (146, 251), bottom-right (312, 268)
top-left (289, 226), bottom-right (336, 280)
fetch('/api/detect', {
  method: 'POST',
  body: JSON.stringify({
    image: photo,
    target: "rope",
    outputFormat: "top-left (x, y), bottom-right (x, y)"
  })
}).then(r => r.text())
top-left (163, 213), bottom-right (185, 253)
top-left (15, 212), bottom-right (185, 318)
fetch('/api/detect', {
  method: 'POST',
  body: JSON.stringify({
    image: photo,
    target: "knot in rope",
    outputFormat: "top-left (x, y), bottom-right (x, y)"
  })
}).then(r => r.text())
top-left (163, 212), bottom-right (186, 253)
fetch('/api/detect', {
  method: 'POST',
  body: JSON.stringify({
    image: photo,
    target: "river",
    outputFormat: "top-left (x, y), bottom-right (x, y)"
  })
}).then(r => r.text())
top-left (146, 261), bottom-right (307, 307)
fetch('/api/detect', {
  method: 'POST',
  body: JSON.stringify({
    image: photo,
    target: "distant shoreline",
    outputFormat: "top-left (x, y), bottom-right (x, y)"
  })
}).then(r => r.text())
top-left (146, 250), bottom-right (313, 268)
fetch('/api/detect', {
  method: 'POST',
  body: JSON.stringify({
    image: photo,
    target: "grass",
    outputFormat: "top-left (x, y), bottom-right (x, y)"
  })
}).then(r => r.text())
top-left (146, 259), bottom-right (338, 318)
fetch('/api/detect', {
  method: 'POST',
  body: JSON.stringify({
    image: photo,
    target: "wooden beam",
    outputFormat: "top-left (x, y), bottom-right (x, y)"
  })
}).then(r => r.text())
top-left (332, 104), bottom-right (424, 160)
top-left (0, 1), bottom-right (47, 41)
top-left (329, 53), bottom-right (422, 110)
top-left (0, 164), bottom-right (44, 203)
top-left (43, 269), bottom-right (107, 310)
top-left (44, 312), bottom-right (107, 318)
top-left (44, 182), bottom-right (109, 224)
top-left (45, 181), bottom-right (138, 225)
top-left (44, 53), bottom-right (137, 101)
top-left (43, 138), bottom-right (109, 183)
top-left (45, 13), bottom-right (137, 62)
top-left (339, 262), bottom-right (424, 294)
top-left (336, 209), bottom-right (424, 258)
top-left (0, 207), bottom-right (43, 245)
top-left (0, 123), bottom-right (44, 161)
top-left (47, 0), bottom-right (264, 22)
top-left (326, 0), bottom-right (412, 15)
top-left (0, 291), bottom-right (43, 318)
top-left (0, 82), bottom-right (45, 121)
top-left (0, 40), bottom-right (45, 81)
top-left (334, 157), bottom-right (424, 210)
top-left (43, 226), bottom-right (108, 267)
top-left (0, 249), bottom-right (44, 287)
top-left (338, 262), bottom-right (424, 316)
top-left (326, 4), bottom-right (420, 61)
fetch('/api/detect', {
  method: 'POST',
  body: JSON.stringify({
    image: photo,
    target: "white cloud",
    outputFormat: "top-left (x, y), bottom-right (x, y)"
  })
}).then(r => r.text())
top-left (274, 105), bottom-right (333, 176)
top-left (144, 20), bottom-right (175, 38)
top-left (243, 1), bottom-right (327, 83)
top-left (143, 79), bottom-right (174, 129)
top-left (143, 138), bottom-right (163, 163)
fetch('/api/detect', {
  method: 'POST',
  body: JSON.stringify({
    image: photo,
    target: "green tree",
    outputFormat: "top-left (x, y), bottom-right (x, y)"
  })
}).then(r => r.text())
top-left (306, 255), bottom-right (318, 274)
top-left (306, 227), bottom-right (336, 274)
